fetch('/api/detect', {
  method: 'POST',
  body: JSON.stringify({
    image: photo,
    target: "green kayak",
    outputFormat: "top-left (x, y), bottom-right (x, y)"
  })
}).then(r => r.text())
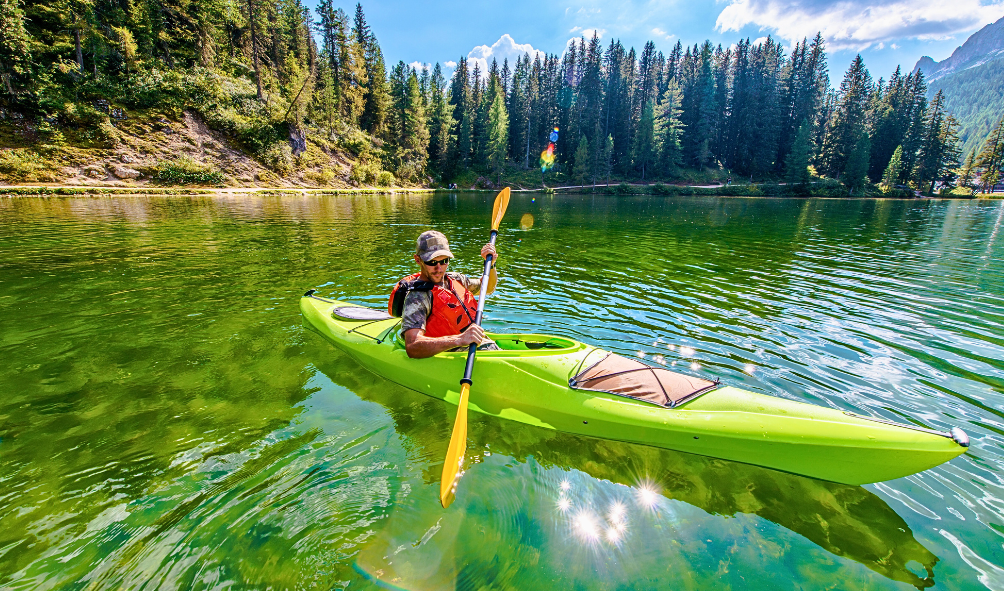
top-left (300, 291), bottom-right (968, 485)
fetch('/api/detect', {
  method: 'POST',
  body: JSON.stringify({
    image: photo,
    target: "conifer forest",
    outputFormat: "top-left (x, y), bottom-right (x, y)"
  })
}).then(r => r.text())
top-left (1, 0), bottom-right (1002, 193)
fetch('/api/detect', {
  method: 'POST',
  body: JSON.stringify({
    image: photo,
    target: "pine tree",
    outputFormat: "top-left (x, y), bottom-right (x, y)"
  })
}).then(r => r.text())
top-left (320, 62), bottom-right (336, 134)
top-left (880, 145), bottom-right (903, 192)
top-left (572, 135), bottom-right (590, 185)
top-left (656, 80), bottom-right (684, 176)
top-left (633, 102), bottom-right (656, 180)
top-left (601, 134), bottom-right (614, 185)
top-left (843, 132), bottom-right (872, 193)
top-left (427, 63), bottom-right (454, 169)
top-left (401, 69), bottom-right (429, 178)
top-left (913, 90), bottom-right (948, 193)
top-left (958, 149), bottom-right (977, 190)
top-left (785, 120), bottom-right (812, 185)
top-left (0, 0), bottom-right (32, 94)
top-left (820, 54), bottom-right (872, 178)
top-left (976, 115), bottom-right (1004, 193)
top-left (487, 83), bottom-right (508, 183)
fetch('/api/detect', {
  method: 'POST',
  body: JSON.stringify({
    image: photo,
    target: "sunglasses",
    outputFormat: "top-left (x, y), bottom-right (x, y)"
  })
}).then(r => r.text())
top-left (424, 258), bottom-right (451, 267)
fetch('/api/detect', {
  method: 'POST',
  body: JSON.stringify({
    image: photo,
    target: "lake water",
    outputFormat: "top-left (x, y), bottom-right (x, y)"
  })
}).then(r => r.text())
top-left (2, 193), bottom-right (1004, 590)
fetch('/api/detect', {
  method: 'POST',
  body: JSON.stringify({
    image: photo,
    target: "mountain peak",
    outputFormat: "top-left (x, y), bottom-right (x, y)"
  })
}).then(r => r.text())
top-left (913, 16), bottom-right (1004, 82)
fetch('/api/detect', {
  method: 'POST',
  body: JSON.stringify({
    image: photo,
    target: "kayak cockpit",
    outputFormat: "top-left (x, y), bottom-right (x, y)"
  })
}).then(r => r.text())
top-left (492, 336), bottom-right (577, 350)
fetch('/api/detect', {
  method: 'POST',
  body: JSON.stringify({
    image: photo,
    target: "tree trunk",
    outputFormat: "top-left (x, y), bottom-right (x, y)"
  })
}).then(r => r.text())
top-left (248, 0), bottom-right (264, 102)
top-left (524, 114), bottom-right (529, 169)
top-left (74, 28), bottom-right (84, 72)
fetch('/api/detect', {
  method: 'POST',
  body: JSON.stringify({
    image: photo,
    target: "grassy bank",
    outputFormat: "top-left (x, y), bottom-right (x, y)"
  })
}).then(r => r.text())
top-left (0, 186), bottom-right (440, 197)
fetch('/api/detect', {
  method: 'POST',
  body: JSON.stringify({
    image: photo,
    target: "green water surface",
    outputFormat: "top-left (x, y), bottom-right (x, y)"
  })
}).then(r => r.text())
top-left (2, 193), bottom-right (1004, 590)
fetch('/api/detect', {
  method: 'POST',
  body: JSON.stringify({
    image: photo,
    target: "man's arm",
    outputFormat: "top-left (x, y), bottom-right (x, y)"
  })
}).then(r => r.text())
top-left (404, 325), bottom-right (486, 359)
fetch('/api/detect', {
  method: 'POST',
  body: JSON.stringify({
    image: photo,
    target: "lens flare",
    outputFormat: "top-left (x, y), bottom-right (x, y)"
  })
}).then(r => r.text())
top-left (744, 363), bottom-right (756, 374)
top-left (520, 212), bottom-right (535, 230)
top-left (574, 511), bottom-right (601, 541)
top-left (690, 361), bottom-right (701, 371)
top-left (635, 483), bottom-right (661, 509)
top-left (560, 480), bottom-right (571, 491)
top-left (557, 497), bottom-right (572, 512)
top-left (608, 502), bottom-right (626, 524)
top-left (540, 127), bottom-right (559, 171)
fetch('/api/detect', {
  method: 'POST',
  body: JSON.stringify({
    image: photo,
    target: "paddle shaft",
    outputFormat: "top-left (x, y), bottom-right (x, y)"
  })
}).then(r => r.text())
top-left (460, 229), bottom-right (497, 385)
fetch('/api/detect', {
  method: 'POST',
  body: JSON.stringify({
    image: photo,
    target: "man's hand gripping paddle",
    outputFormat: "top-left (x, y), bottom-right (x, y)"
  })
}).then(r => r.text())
top-left (440, 187), bottom-right (510, 508)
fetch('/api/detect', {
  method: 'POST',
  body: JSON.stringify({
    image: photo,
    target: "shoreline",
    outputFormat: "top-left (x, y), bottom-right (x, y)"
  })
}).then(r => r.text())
top-left (0, 184), bottom-right (997, 199)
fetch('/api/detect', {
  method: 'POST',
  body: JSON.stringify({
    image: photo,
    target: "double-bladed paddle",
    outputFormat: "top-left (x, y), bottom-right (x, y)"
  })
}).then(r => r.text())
top-left (440, 187), bottom-right (510, 508)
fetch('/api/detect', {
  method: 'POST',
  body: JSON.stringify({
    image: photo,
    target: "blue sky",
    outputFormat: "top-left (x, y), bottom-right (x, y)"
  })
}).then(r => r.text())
top-left (346, 0), bottom-right (1004, 86)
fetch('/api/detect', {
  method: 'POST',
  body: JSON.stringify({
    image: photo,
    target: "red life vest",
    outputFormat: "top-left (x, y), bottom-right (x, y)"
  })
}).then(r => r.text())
top-left (388, 272), bottom-right (478, 337)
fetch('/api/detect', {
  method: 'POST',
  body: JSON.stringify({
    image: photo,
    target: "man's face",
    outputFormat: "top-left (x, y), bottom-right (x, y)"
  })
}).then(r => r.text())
top-left (416, 254), bottom-right (450, 282)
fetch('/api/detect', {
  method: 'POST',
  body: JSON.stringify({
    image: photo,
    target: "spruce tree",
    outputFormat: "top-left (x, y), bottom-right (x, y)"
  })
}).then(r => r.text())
top-left (820, 55), bottom-right (872, 178)
top-left (958, 150), bottom-right (977, 190)
top-left (633, 102), bottom-right (656, 180)
top-left (427, 63), bottom-right (454, 169)
top-left (976, 115), bottom-right (1004, 193)
top-left (913, 90), bottom-right (948, 193)
top-left (487, 85), bottom-right (508, 184)
top-left (573, 135), bottom-right (590, 185)
top-left (881, 145), bottom-right (903, 192)
top-left (601, 134), bottom-right (614, 185)
top-left (785, 120), bottom-right (812, 185)
top-left (401, 70), bottom-right (429, 178)
top-left (843, 132), bottom-right (872, 193)
top-left (656, 80), bottom-right (684, 176)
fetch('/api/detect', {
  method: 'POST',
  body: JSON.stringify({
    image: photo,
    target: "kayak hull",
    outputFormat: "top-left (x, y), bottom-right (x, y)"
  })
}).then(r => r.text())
top-left (300, 294), bottom-right (967, 484)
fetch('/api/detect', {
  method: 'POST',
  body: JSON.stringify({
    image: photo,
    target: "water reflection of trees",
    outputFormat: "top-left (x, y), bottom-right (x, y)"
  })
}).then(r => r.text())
top-left (312, 356), bottom-right (939, 590)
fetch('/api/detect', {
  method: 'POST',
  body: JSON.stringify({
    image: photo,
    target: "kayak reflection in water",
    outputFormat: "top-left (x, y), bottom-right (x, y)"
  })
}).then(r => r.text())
top-left (388, 230), bottom-right (501, 358)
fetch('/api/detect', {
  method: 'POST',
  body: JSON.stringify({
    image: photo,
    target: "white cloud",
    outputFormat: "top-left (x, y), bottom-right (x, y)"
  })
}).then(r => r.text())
top-left (715, 0), bottom-right (1004, 51)
top-left (467, 34), bottom-right (546, 77)
top-left (651, 27), bottom-right (674, 40)
top-left (578, 28), bottom-right (606, 39)
top-left (408, 61), bottom-right (431, 72)
top-left (570, 26), bottom-right (583, 33)
top-left (752, 36), bottom-right (769, 46)
top-left (444, 60), bottom-right (457, 68)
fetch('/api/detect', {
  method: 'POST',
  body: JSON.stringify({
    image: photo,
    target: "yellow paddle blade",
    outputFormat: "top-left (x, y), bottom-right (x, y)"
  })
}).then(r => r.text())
top-left (491, 187), bottom-right (510, 231)
top-left (440, 382), bottom-right (471, 508)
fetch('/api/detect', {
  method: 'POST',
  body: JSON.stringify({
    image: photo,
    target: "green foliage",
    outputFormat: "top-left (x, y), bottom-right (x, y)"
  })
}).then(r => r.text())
top-left (785, 121), bottom-right (812, 185)
top-left (0, 0), bottom-right (980, 192)
top-left (0, 149), bottom-right (57, 182)
top-left (572, 136), bottom-right (590, 185)
top-left (149, 157), bottom-right (225, 185)
top-left (843, 132), bottom-right (871, 193)
top-left (928, 59), bottom-right (1004, 159)
top-left (376, 170), bottom-right (395, 186)
top-left (487, 88), bottom-right (508, 176)
top-left (881, 146), bottom-right (903, 192)
top-left (633, 102), bottom-right (656, 179)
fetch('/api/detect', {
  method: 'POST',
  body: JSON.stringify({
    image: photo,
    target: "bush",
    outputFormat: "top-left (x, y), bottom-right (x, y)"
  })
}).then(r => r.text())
top-left (350, 161), bottom-right (379, 184)
top-left (376, 170), bottom-right (395, 187)
top-left (338, 128), bottom-right (372, 156)
top-left (304, 168), bottom-right (337, 185)
top-left (0, 150), bottom-right (58, 182)
top-left (149, 157), bottom-right (225, 185)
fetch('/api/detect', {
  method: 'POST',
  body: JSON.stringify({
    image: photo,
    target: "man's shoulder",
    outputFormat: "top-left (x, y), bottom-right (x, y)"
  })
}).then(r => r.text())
top-left (446, 272), bottom-right (477, 290)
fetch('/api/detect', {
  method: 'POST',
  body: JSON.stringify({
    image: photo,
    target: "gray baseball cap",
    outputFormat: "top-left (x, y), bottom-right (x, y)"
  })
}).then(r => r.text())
top-left (416, 230), bottom-right (454, 262)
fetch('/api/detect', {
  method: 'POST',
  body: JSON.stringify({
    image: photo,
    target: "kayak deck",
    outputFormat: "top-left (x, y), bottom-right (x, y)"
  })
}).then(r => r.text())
top-left (300, 294), bottom-right (968, 484)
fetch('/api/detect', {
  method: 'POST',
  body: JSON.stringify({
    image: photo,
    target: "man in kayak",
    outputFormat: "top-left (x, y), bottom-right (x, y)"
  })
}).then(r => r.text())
top-left (389, 230), bottom-right (499, 358)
